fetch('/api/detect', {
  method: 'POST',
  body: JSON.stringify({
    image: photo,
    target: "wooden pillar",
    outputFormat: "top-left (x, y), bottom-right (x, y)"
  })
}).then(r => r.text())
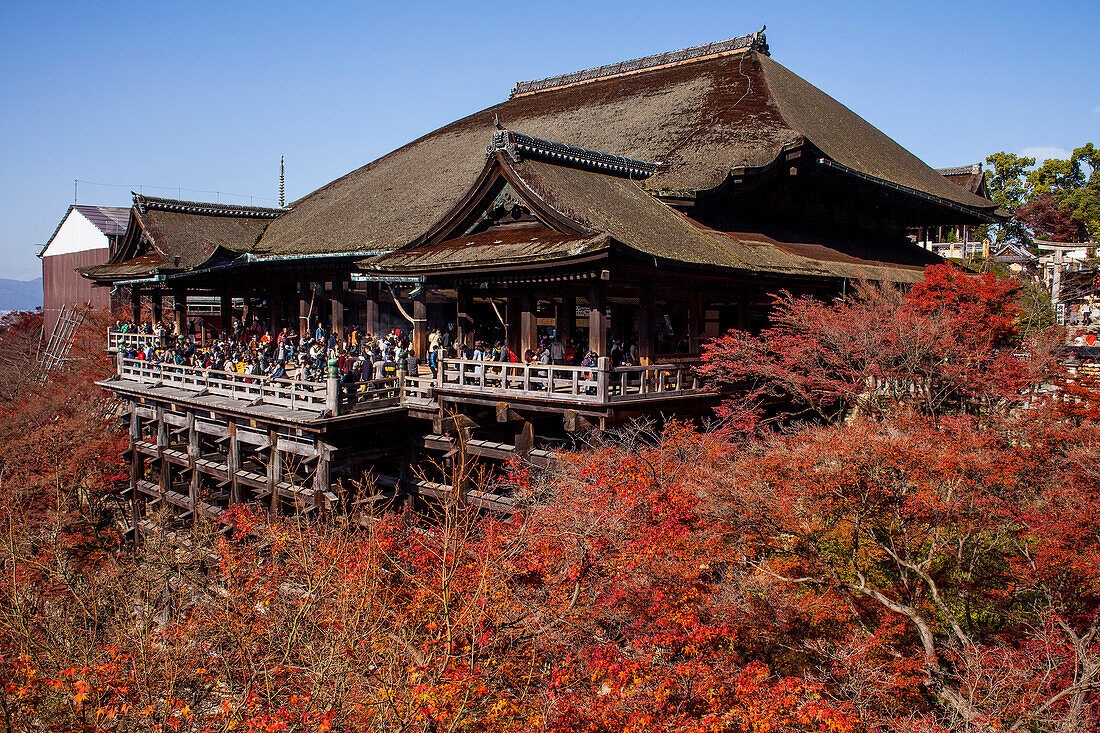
top-left (220, 288), bottom-right (233, 337)
top-left (330, 280), bottom-right (345, 342)
top-left (456, 286), bottom-right (471, 350)
top-left (560, 295), bottom-right (575, 344)
top-left (365, 283), bottom-right (381, 338)
top-left (638, 290), bottom-right (655, 366)
top-left (187, 414), bottom-right (199, 527)
top-left (299, 280), bottom-right (311, 337)
top-left (689, 291), bottom-right (704, 355)
top-left (172, 287), bottom-right (187, 336)
top-left (152, 291), bottom-right (163, 325)
top-left (588, 283), bottom-right (606, 356)
top-left (704, 300), bottom-right (720, 340)
top-left (156, 405), bottom-right (168, 505)
top-left (412, 290), bottom-right (428, 361)
top-left (269, 283), bottom-right (282, 336)
top-left (227, 420), bottom-right (241, 506)
top-left (312, 442), bottom-right (331, 513)
top-left (506, 293), bottom-right (521, 354)
top-left (130, 285), bottom-right (141, 325)
top-left (267, 428), bottom-right (279, 517)
top-left (129, 407), bottom-right (143, 548)
top-left (520, 294), bottom-right (538, 356)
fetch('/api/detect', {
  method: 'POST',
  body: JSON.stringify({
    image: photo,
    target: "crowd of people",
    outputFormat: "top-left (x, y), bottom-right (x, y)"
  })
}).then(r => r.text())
top-left (113, 317), bottom-right (639, 386)
top-left (115, 318), bottom-right (422, 385)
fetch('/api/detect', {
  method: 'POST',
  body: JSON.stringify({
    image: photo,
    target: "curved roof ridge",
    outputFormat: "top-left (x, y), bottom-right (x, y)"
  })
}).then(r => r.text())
top-left (511, 28), bottom-right (769, 98)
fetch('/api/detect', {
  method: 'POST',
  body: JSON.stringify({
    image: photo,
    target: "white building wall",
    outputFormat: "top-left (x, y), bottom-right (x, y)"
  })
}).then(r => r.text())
top-left (40, 209), bottom-right (109, 257)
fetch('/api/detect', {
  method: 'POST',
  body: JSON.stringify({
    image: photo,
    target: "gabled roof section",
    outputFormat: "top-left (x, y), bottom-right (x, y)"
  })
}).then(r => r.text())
top-left (81, 194), bottom-right (286, 283)
top-left (364, 140), bottom-right (929, 283)
top-left (937, 163), bottom-right (989, 198)
top-left (39, 204), bottom-right (130, 257)
top-left (258, 31), bottom-right (997, 258)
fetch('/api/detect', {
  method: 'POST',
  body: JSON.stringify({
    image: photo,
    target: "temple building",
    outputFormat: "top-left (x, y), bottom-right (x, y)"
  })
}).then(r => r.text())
top-left (80, 30), bottom-right (1001, 533)
top-left (40, 204), bottom-right (129, 334)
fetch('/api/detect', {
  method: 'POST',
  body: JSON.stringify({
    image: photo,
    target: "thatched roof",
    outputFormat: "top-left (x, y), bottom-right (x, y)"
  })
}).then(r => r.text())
top-left (258, 42), bottom-right (996, 257)
top-left (366, 153), bottom-right (929, 283)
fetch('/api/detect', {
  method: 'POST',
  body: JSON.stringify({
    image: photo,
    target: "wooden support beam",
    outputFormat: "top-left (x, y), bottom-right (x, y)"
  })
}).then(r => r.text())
top-left (270, 283), bottom-right (282, 336)
top-left (130, 408), bottom-right (143, 548)
top-left (331, 280), bottom-right (345, 342)
top-left (152, 291), bottom-right (163, 325)
top-left (313, 442), bottom-right (331, 513)
top-left (560, 295), bottom-right (575, 344)
top-left (514, 421), bottom-right (534, 457)
top-left (365, 283), bottom-right (381, 338)
top-left (156, 405), bottom-right (169, 505)
top-left (564, 409), bottom-right (595, 433)
top-left (456, 286), bottom-right (471, 351)
top-left (520, 293), bottom-right (537, 356)
top-left (506, 293), bottom-right (521, 355)
top-left (130, 285), bottom-right (141, 325)
top-left (173, 287), bottom-right (187, 336)
top-left (299, 280), bottom-right (311, 337)
top-left (638, 289), bottom-right (655, 366)
top-left (588, 283), bottom-right (606, 356)
top-left (267, 427), bottom-right (279, 517)
top-left (187, 414), bottom-right (199, 528)
top-left (220, 288), bottom-right (233, 336)
top-left (227, 420), bottom-right (241, 505)
top-left (495, 401), bottom-right (523, 423)
top-left (412, 290), bottom-right (428, 361)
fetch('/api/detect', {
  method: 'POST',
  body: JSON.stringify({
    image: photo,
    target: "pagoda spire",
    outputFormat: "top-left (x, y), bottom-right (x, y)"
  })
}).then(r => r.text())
top-left (279, 156), bottom-right (286, 207)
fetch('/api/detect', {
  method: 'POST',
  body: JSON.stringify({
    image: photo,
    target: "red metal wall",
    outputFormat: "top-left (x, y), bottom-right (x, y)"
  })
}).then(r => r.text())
top-left (42, 249), bottom-right (111, 335)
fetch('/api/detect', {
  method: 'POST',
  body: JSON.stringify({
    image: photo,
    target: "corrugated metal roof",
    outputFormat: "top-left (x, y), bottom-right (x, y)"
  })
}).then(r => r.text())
top-left (74, 205), bottom-right (130, 236)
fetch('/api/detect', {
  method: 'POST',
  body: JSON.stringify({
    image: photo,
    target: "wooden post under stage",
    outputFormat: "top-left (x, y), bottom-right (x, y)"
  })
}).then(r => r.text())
top-left (299, 280), bottom-right (310, 337)
top-left (520, 293), bottom-right (538, 356)
top-left (638, 290), bottom-right (655, 365)
top-left (172, 286), bottom-right (186, 336)
top-left (152, 291), bottom-right (163, 325)
top-left (331, 280), bottom-right (345, 341)
top-left (365, 283), bottom-right (380, 338)
top-left (186, 414), bottom-right (199, 528)
top-left (227, 420), bottom-right (241, 505)
top-left (130, 285), bottom-right (141, 325)
top-left (412, 290), bottom-right (428, 360)
top-left (129, 408), bottom-right (143, 548)
top-left (588, 283), bottom-right (607, 355)
top-left (456, 287), bottom-right (471, 350)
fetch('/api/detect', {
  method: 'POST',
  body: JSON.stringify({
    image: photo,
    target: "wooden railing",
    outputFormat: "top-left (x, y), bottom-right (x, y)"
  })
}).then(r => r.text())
top-left (107, 329), bottom-right (159, 353)
top-left (605, 363), bottom-right (704, 402)
top-left (116, 358), bottom-right (402, 416)
top-left (336, 377), bottom-right (401, 412)
top-left (438, 358), bottom-right (707, 404)
top-left (118, 357), bottom-right (330, 411)
top-left (401, 375), bottom-right (436, 407)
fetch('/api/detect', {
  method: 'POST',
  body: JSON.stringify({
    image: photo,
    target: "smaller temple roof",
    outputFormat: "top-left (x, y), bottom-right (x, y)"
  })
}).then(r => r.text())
top-left (937, 163), bottom-right (988, 198)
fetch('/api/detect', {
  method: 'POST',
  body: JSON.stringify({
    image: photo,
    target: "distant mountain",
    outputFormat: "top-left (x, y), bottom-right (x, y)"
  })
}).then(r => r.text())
top-left (0, 278), bottom-right (42, 312)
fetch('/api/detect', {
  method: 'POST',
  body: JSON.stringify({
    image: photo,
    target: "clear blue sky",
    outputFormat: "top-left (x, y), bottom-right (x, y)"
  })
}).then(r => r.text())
top-left (1, 0), bottom-right (1095, 280)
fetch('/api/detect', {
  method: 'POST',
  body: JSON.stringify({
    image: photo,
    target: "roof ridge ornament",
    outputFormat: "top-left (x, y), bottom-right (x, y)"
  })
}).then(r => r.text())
top-left (132, 193), bottom-right (286, 219)
top-left (487, 130), bottom-right (658, 178)
top-left (510, 28), bottom-right (768, 98)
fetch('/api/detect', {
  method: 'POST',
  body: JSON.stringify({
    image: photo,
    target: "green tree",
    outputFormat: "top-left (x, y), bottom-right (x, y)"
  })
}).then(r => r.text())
top-left (985, 151), bottom-right (1036, 244)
